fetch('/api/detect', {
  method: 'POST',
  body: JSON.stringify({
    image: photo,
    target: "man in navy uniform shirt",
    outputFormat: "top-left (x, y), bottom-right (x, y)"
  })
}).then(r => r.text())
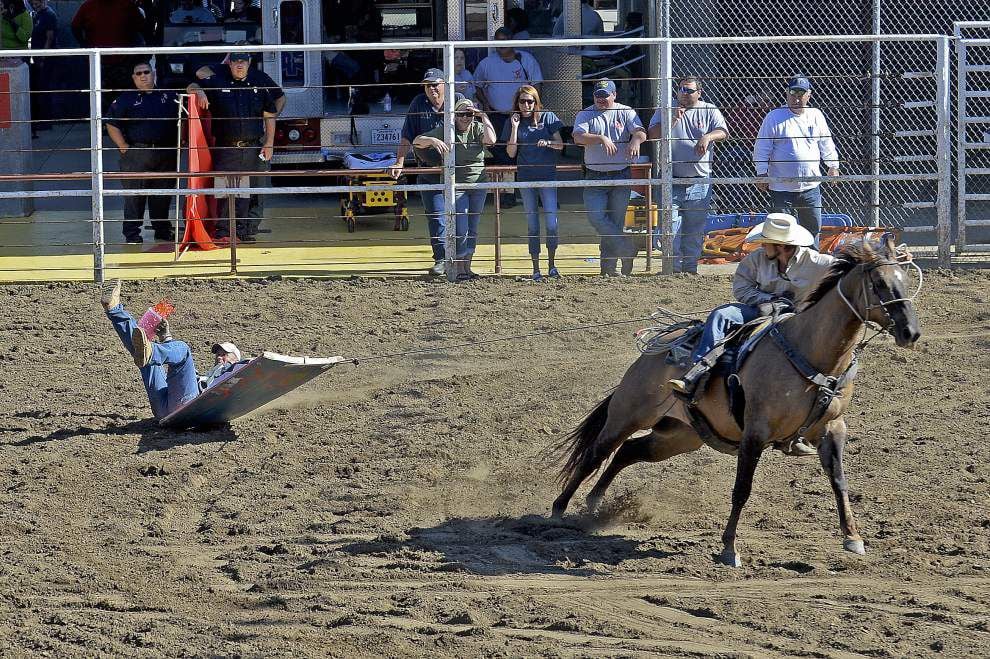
top-left (106, 61), bottom-right (180, 244)
top-left (188, 45), bottom-right (285, 243)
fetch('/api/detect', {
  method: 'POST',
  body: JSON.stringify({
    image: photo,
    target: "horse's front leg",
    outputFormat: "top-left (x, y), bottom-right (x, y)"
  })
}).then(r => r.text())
top-left (718, 431), bottom-right (765, 567)
top-left (818, 418), bottom-right (865, 555)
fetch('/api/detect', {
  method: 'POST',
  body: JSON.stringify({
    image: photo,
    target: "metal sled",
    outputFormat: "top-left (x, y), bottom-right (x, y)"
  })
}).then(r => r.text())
top-left (159, 351), bottom-right (347, 429)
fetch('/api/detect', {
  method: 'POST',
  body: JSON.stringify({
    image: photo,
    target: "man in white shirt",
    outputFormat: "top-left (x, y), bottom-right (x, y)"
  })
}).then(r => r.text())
top-left (753, 75), bottom-right (839, 248)
top-left (648, 76), bottom-right (729, 273)
top-left (572, 79), bottom-right (647, 276)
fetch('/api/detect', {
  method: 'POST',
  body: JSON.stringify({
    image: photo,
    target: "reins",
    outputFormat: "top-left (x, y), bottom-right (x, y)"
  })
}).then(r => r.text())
top-left (836, 247), bottom-right (923, 350)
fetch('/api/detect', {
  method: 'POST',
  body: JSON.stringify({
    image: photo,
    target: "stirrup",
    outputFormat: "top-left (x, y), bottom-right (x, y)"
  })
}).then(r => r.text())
top-left (780, 437), bottom-right (817, 457)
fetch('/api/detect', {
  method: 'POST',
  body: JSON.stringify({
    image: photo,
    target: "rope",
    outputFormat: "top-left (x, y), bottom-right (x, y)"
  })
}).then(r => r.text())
top-left (346, 314), bottom-right (657, 364)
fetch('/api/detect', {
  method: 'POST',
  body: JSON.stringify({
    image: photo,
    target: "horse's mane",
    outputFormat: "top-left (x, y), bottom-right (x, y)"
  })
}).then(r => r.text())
top-left (801, 241), bottom-right (885, 309)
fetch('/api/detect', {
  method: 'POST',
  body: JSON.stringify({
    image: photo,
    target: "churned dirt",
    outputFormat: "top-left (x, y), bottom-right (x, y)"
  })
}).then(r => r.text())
top-left (1, 271), bottom-right (988, 657)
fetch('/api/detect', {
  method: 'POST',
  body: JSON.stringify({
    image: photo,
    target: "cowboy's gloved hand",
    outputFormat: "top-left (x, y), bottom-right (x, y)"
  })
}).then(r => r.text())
top-left (758, 298), bottom-right (793, 317)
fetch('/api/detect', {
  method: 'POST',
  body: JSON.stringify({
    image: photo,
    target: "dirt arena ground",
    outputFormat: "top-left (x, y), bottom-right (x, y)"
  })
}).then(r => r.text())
top-left (1, 270), bottom-right (988, 657)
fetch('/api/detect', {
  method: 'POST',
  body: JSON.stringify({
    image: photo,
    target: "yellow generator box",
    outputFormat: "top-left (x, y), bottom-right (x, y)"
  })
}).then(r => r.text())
top-left (623, 203), bottom-right (658, 234)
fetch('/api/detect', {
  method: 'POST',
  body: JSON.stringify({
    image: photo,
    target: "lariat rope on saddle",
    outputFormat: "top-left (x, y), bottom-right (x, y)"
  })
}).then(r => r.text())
top-left (635, 306), bottom-right (715, 357)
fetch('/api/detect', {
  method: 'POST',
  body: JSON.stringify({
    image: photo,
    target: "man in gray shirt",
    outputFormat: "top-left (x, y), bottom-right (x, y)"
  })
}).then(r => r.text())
top-left (648, 76), bottom-right (728, 273)
top-left (572, 79), bottom-right (647, 276)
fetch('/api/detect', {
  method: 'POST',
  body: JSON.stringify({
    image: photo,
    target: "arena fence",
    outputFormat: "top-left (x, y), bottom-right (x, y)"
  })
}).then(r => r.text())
top-left (0, 34), bottom-right (954, 282)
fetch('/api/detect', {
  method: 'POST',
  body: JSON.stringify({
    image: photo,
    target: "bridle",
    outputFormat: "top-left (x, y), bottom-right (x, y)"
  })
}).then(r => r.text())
top-left (837, 248), bottom-right (922, 337)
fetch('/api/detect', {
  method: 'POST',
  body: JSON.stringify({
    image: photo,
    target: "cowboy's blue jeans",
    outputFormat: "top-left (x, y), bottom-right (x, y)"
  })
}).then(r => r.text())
top-left (770, 186), bottom-right (822, 249)
top-left (692, 302), bottom-right (761, 363)
top-left (106, 305), bottom-right (200, 419)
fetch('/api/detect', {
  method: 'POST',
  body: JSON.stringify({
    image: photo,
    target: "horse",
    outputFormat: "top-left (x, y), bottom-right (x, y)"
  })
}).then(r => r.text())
top-left (552, 236), bottom-right (922, 567)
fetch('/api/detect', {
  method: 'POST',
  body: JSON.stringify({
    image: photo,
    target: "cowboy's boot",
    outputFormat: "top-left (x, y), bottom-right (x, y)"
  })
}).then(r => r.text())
top-left (620, 257), bottom-right (634, 276)
top-left (781, 437), bottom-right (818, 457)
top-left (131, 326), bottom-right (153, 368)
top-left (668, 358), bottom-right (712, 396)
top-left (100, 279), bottom-right (121, 310)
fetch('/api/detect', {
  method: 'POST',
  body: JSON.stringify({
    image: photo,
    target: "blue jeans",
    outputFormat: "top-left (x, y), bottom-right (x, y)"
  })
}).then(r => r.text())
top-left (692, 302), bottom-right (761, 362)
top-left (583, 168), bottom-right (635, 271)
top-left (670, 182), bottom-right (712, 273)
top-left (520, 185), bottom-right (559, 256)
top-left (422, 190), bottom-right (447, 261)
top-left (770, 186), bottom-right (822, 248)
top-left (454, 189), bottom-right (488, 259)
top-left (106, 305), bottom-right (200, 419)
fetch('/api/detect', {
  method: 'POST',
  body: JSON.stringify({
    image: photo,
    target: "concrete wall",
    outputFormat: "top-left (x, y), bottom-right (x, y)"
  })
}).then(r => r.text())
top-left (0, 60), bottom-right (34, 217)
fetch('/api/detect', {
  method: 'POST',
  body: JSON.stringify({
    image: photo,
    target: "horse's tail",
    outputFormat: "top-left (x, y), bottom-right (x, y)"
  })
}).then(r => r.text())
top-left (555, 393), bottom-right (613, 485)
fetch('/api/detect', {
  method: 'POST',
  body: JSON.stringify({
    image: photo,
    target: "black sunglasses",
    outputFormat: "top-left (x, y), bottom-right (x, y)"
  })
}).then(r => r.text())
top-left (133, 70), bottom-right (152, 76)
top-left (455, 111), bottom-right (474, 118)
top-left (678, 87), bottom-right (699, 94)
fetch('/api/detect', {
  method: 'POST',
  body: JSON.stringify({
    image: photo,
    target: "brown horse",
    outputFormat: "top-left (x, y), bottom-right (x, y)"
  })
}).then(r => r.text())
top-left (553, 237), bottom-right (921, 566)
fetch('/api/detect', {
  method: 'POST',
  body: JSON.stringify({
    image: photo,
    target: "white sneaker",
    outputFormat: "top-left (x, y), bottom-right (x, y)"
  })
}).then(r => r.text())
top-left (429, 260), bottom-right (446, 276)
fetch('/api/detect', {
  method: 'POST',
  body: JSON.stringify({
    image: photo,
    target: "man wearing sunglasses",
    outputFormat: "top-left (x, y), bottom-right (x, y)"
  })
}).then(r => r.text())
top-left (753, 75), bottom-right (839, 248)
top-left (648, 76), bottom-right (728, 274)
top-left (387, 68), bottom-right (465, 276)
top-left (105, 61), bottom-right (180, 244)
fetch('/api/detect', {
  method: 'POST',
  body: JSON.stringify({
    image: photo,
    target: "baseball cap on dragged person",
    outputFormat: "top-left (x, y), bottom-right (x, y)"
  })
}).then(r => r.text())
top-left (211, 342), bottom-right (242, 362)
top-left (593, 79), bottom-right (616, 97)
top-left (787, 75), bottom-right (812, 91)
top-left (422, 68), bottom-right (445, 84)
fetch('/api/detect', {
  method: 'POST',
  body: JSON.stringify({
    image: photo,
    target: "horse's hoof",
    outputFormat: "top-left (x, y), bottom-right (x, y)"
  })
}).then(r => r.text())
top-left (585, 495), bottom-right (602, 515)
top-left (843, 538), bottom-right (866, 555)
top-left (717, 549), bottom-right (742, 568)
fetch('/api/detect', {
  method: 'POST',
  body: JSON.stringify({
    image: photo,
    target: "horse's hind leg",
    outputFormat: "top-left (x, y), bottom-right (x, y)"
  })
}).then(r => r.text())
top-left (585, 419), bottom-right (703, 513)
top-left (552, 413), bottom-right (642, 519)
top-left (818, 418), bottom-right (864, 555)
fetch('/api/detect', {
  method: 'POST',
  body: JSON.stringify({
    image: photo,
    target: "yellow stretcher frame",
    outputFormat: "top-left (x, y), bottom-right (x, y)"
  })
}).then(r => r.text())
top-left (339, 172), bottom-right (411, 233)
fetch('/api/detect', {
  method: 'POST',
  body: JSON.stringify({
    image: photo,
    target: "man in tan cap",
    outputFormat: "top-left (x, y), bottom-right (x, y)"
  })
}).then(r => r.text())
top-left (669, 213), bottom-right (834, 396)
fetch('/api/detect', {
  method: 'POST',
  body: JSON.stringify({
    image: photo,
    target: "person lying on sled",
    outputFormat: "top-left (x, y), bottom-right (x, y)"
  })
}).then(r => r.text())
top-left (100, 280), bottom-right (249, 419)
top-left (668, 213), bottom-right (834, 455)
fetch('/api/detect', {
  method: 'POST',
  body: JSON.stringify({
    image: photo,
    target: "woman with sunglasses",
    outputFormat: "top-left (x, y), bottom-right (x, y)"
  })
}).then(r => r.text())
top-left (413, 98), bottom-right (497, 281)
top-left (503, 85), bottom-right (564, 280)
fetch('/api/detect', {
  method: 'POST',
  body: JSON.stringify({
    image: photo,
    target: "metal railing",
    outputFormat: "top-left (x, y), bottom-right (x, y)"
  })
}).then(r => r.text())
top-left (0, 33), bottom-right (954, 281)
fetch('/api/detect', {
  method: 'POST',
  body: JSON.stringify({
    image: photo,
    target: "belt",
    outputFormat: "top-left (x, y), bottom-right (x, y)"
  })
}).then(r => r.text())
top-left (131, 141), bottom-right (172, 148)
top-left (218, 139), bottom-right (261, 148)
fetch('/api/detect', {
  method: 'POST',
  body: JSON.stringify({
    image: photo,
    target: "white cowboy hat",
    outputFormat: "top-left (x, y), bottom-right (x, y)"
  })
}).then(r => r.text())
top-left (744, 213), bottom-right (815, 247)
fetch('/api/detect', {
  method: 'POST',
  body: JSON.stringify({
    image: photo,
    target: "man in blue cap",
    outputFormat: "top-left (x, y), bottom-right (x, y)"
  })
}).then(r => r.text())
top-left (753, 75), bottom-right (839, 247)
top-left (386, 68), bottom-right (465, 276)
top-left (572, 78), bottom-right (647, 276)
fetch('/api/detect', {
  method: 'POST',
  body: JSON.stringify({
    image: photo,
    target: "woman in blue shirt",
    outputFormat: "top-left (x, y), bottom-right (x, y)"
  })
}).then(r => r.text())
top-left (503, 85), bottom-right (564, 280)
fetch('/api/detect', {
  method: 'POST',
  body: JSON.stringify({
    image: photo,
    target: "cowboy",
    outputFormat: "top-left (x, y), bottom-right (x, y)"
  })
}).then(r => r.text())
top-left (669, 214), bottom-right (835, 439)
top-left (100, 280), bottom-right (248, 420)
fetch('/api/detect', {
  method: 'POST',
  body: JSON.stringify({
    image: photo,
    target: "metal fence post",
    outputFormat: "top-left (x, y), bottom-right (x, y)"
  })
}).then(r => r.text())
top-left (89, 51), bottom-right (106, 284)
top-left (443, 42), bottom-right (457, 282)
top-left (870, 2), bottom-right (881, 227)
top-left (955, 30), bottom-right (968, 255)
top-left (659, 38), bottom-right (674, 275)
top-left (935, 36), bottom-right (952, 267)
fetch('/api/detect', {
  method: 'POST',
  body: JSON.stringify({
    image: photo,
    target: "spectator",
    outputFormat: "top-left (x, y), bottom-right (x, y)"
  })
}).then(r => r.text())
top-left (169, 0), bottom-right (216, 24)
top-left (28, 0), bottom-right (58, 138)
top-left (506, 7), bottom-right (530, 40)
top-left (100, 280), bottom-right (249, 420)
top-left (503, 85), bottom-right (564, 280)
top-left (454, 49), bottom-right (475, 103)
top-left (71, 0), bottom-right (145, 110)
top-left (473, 26), bottom-right (543, 207)
top-left (552, 0), bottom-right (604, 36)
top-left (105, 61), bottom-right (180, 244)
top-left (224, 0), bottom-right (259, 22)
top-left (187, 44), bottom-right (285, 243)
top-left (1, 0), bottom-right (32, 50)
top-left (647, 75), bottom-right (728, 274)
top-left (385, 67), bottom-right (465, 276)
top-left (572, 78), bottom-right (646, 277)
top-left (753, 75), bottom-right (839, 247)
top-left (413, 98), bottom-right (496, 282)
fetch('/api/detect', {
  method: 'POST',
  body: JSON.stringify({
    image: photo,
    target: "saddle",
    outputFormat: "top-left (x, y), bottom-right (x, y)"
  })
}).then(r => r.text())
top-left (670, 313), bottom-right (856, 456)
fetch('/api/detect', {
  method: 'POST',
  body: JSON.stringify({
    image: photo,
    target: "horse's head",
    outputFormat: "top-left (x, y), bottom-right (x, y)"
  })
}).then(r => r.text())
top-left (840, 234), bottom-right (922, 348)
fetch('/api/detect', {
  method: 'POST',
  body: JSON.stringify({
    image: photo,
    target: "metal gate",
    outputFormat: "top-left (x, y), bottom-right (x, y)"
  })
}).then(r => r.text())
top-left (955, 22), bottom-right (990, 255)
